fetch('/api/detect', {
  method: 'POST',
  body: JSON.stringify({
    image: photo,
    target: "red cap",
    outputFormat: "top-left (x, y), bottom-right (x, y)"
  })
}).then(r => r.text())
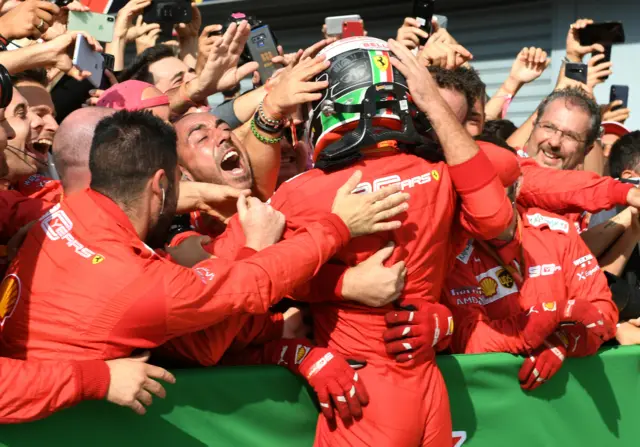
top-left (602, 121), bottom-right (631, 138)
top-left (476, 140), bottom-right (521, 187)
top-left (97, 80), bottom-right (169, 112)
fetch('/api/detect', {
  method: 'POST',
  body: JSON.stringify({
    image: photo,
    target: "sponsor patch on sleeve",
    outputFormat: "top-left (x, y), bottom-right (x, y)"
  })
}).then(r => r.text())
top-left (526, 213), bottom-right (569, 233)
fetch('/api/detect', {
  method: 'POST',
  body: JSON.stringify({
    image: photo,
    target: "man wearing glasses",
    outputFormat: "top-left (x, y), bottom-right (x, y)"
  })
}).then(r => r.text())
top-left (525, 87), bottom-right (601, 171)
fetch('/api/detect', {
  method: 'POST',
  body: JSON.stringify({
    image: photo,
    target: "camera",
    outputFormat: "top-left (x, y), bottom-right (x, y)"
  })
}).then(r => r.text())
top-left (143, 0), bottom-right (192, 25)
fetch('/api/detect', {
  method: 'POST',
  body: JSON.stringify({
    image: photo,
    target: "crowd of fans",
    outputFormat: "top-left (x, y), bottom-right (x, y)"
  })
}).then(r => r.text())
top-left (0, 1), bottom-right (639, 445)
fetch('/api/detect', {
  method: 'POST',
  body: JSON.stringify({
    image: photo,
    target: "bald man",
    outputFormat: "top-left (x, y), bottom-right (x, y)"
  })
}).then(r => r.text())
top-left (53, 107), bottom-right (115, 196)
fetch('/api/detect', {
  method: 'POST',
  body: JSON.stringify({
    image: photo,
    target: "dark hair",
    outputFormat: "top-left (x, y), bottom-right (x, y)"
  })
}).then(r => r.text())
top-left (118, 45), bottom-right (178, 84)
top-left (534, 87), bottom-right (601, 148)
top-left (89, 110), bottom-right (177, 205)
top-left (11, 69), bottom-right (48, 87)
top-left (428, 66), bottom-right (473, 111)
top-left (454, 66), bottom-right (486, 106)
top-left (482, 119), bottom-right (518, 141)
top-left (608, 131), bottom-right (640, 179)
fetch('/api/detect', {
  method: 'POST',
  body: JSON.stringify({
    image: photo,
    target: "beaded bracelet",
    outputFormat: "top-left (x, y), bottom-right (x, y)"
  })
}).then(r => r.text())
top-left (254, 109), bottom-right (284, 134)
top-left (258, 100), bottom-right (284, 127)
top-left (251, 119), bottom-right (283, 144)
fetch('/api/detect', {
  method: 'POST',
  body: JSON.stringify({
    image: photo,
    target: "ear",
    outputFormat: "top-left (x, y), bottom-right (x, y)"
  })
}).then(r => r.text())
top-left (620, 170), bottom-right (637, 180)
top-left (151, 169), bottom-right (168, 196)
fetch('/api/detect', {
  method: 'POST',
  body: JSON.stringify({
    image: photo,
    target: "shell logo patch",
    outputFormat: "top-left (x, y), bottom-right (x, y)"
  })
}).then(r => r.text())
top-left (479, 277), bottom-right (498, 298)
top-left (431, 170), bottom-right (440, 181)
top-left (543, 302), bottom-right (557, 312)
top-left (0, 274), bottom-right (21, 329)
top-left (373, 54), bottom-right (389, 72)
top-left (92, 254), bottom-right (105, 265)
top-left (497, 268), bottom-right (514, 288)
top-left (295, 345), bottom-right (311, 365)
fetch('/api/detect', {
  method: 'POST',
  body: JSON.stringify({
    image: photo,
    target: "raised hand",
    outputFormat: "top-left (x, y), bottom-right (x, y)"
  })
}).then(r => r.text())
top-left (586, 53), bottom-right (613, 91)
top-left (396, 17), bottom-right (430, 50)
top-left (0, 0), bottom-right (60, 40)
top-left (262, 55), bottom-right (330, 120)
top-left (331, 171), bottom-right (410, 238)
top-left (566, 18), bottom-right (606, 63)
top-left (187, 21), bottom-right (259, 102)
top-left (509, 47), bottom-right (550, 84)
top-left (419, 41), bottom-right (472, 70)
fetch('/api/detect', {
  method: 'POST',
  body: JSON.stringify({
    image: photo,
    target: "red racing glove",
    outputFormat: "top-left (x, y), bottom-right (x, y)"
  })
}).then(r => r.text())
top-left (559, 323), bottom-right (609, 357)
top-left (519, 299), bottom-right (608, 350)
top-left (383, 301), bottom-right (454, 363)
top-left (268, 338), bottom-right (369, 425)
top-left (518, 331), bottom-right (568, 391)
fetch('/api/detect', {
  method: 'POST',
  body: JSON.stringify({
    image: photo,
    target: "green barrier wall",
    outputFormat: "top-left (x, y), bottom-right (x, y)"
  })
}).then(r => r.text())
top-left (1, 346), bottom-right (639, 447)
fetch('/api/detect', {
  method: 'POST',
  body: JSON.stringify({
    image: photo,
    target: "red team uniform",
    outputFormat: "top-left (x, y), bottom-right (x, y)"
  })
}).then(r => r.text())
top-left (207, 144), bottom-right (513, 446)
top-left (444, 208), bottom-right (618, 355)
top-left (0, 189), bottom-right (354, 364)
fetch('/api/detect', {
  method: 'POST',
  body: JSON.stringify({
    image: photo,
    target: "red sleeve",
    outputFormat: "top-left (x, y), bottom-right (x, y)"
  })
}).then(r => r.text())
top-left (0, 191), bottom-right (53, 242)
top-left (0, 358), bottom-right (109, 423)
top-left (232, 313), bottom-right (284, 348)
top-left (518, 158), bottom-right (632, 214)
top-left (561, 227), bottom-right (619, 356)
top-left (443, 263), bottom-right (534, 354)
top-left (449, 150), bottom-right (514, 240)
top-left (293, 263), bottom-right (346, 303)
top-left (160, 213), bottom-right (350, 339)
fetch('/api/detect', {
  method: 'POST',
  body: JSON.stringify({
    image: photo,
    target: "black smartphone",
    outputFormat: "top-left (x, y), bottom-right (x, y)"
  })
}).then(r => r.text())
top-left (413, 0), bottom-right (435, 46)
top-left (565, 62), bottom-right (588, 84)
top-left (142, 0), bottom-right (192, 25)
top-left (578, 22), bottom-right (625, 46)
top-left (578, 22), bottom-right (625, 81)
top-left (610, 85), bottom-right (629, 111)
top-left (246, 24), bottom-right (281, 85)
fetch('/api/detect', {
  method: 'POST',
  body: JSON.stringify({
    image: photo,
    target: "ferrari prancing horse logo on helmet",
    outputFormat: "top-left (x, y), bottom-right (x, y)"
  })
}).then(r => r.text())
top-left (374, 55), bottom-right (389, 72)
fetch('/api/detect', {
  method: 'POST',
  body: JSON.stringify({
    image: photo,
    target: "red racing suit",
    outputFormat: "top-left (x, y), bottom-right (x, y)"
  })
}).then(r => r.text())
top-left (0, 357), bottom-right (108, 423)
top-left (205, 149), bottom-right (514, 447)
top-left (443, 208), bottom-right (618, 355)
top-left (0, 188), bottom-right (352, 363)
top-left (517, 157), bottom-right (633, 231)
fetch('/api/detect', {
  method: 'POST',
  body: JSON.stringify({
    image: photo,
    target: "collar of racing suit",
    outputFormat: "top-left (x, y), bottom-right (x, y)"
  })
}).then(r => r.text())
top-left (85, 188), bottom-right (138, 237)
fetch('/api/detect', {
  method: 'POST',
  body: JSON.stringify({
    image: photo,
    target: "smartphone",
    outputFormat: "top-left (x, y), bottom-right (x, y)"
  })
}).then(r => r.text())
top-left (578, 22), bottom-right (625, 46)
top-left (610, 85), bottom-right (629, 111)
top-left (67, 11), bottom-right (116, 43)
top-left (143, 0), bottom-right (191, 25)
top-left (72, 34), bottom-right (105, 88)
top-left (565, 62), bottom-right (588, 84)
top-left (246, 25), bottom-right (281, 86)
top-left (342, 21), bottom-right (364, 38)
top-left (325, 14), bottom-right (361, 37)
top-left (434, 14), bottom-right (448, 29)
top-left (413, 0), bottom-right (435, 46)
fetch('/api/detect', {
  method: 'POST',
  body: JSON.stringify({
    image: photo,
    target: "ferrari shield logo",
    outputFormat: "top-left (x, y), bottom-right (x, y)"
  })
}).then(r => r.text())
top-left (373, 55), bottom-right (389, 72)
top-left (0, 274), bottom-right (21, 329)
top-left (92, 254), bottom-right (105, 265)
top-left (497, 268), bottom-right (514, 288)
top-left (432, 170), bottom-right (440, 181)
